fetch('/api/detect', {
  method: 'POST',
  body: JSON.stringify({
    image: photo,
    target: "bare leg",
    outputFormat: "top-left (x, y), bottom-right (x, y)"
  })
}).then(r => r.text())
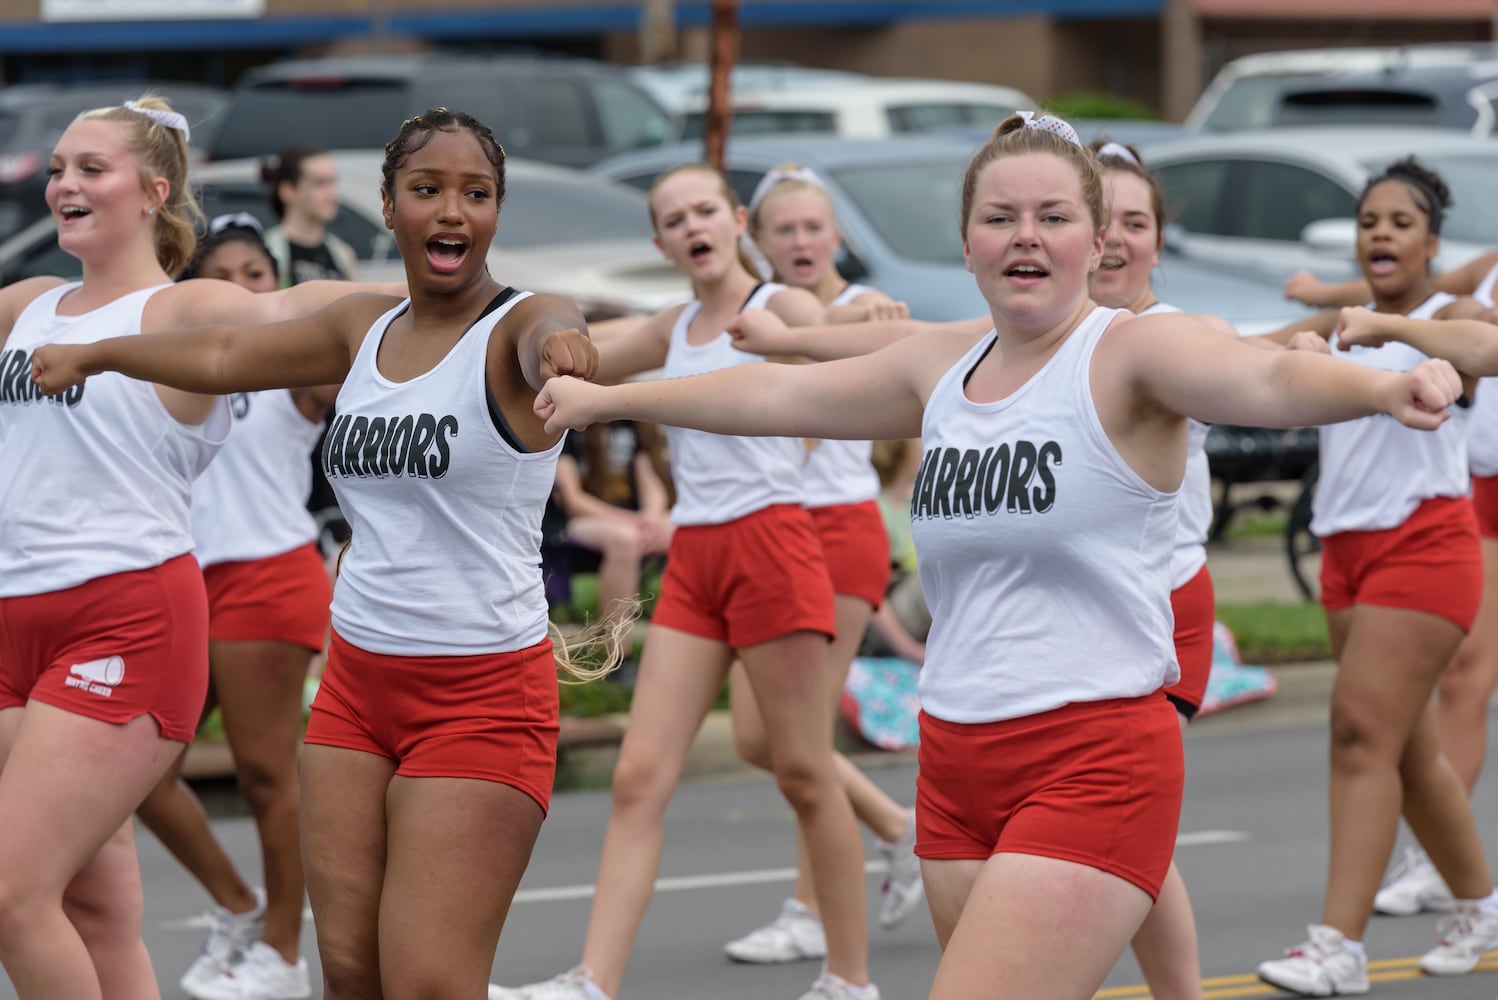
top-left (300, 744), bottom-right (395, 999)
top-left (1437, 537), bottom-right (1498, 791)
top-left (929, 853), bottom-right (1153, 1000)
top-left (378, 776), bottom-right (546, 995)
top-left (578, 626), bottom-right (733, 998)
top-left (741, 629), bottom-right (870, 988)
top-left (135, 757), bottom-right (260, 916)
top-left (1321, 605), bottom-right (1476, 938)
top-left (0, 704), bottom-right (179, 999)
top-left (213, 638), bottom-right (313, 961)
top-left (565, 515), bottom-right (647, 622)
top-left (1129, 713), bottom-right (1202, 1000)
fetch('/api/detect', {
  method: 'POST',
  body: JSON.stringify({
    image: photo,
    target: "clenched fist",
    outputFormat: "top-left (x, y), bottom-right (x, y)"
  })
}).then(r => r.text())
top-left (539, 328), bottom-right (599, 382)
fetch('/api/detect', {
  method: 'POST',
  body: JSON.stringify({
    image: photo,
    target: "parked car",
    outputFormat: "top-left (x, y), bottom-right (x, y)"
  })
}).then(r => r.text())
top-left (627, 62), bottom-right (869, 115)
top-left (676, 78), bottom-right (1037, 141)
top-left (0, 81), bottom-right (227, 243)
top-left (1185, 43), bottom-right (1498, 134)
top-left (0, 151), bottom-right (688, 318)
top-left (206, 54), bottom-right (675, 169)
top-left (1142, 127), bottom-right (1498, 284)
top-left (591, 134), bottom-right (1298, 329)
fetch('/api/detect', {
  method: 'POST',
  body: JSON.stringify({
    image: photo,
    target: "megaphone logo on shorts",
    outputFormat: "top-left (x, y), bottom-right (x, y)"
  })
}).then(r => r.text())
top-left (66, 655), bottom-right (124, 697)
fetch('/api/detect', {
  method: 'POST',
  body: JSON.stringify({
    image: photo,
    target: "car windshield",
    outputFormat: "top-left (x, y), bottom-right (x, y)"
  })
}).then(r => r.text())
top-left (1277, 88), bottom-right (1448, 128)
top-left (1199, 75), bottom-right (1327, 130)
top-left (1360, 153), bottom-right (1498, 245)
top-left (828, 160), bottom-right (966, 263)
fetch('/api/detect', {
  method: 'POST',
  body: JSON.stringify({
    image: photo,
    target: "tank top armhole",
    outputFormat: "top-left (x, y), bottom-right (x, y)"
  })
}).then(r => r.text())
top-left (476, 285), bottom-right (528, 452)
top-left (962, 338), bottom-right (997, 389)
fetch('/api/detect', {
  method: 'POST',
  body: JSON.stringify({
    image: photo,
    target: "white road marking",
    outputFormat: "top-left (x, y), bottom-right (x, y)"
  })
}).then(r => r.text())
top-left (160, 829), bottom-right (1248, 929)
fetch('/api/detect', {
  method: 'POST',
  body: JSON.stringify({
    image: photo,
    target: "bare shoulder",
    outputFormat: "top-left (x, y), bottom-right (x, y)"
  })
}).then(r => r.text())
top-left (0, 276), bottom-right (69, 345)
top-left (1435, 294), bottom-right (1488, 321)
top-left (889, 322), bottom-right (986, 396)
top-left (507, 290), bottom-right (585, 326)
top-left (766, 284), bottom-right (825, 325)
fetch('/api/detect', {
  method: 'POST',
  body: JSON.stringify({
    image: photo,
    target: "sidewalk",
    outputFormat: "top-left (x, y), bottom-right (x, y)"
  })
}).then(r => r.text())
top-left (183, 535), bottom-right (1334, 783)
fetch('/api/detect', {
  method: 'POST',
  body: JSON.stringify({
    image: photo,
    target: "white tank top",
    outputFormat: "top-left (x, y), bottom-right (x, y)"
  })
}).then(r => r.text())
top-left (913, 307), bottom-right (1180, 724)
top-left (1312, 292), bottom-right (1469, 536)
top-left (0, 283), bottom-right (229, 597)
top-left (1466, 263), bottom-right (1498, 476)
top-left (192, 390), bottom-right (323, 568)
top-left (1139, 302), bottom-right (1213, 588)
top-left (325, 291), bottom-right (563, 655)
top-left (664, 283), bottom-right (805, 526)
top-left (803, 282), bottom-right (881, 508)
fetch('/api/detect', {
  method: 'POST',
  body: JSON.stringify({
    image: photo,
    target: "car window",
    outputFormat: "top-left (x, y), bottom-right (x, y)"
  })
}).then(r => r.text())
top-left (498, 175), bottom-right (653, 247)
top-left (1156, 160), bottom-right (1232, 235)
top-left (885, 103), bottom-right (1016, 133)
top-left (212, 81), bottom-right (405, 160)
top-left (528, 79), bottom-right (594, 149)
top-left (610, 168), bottom-right (761, 208)
top-left (829, 160), bottom-right (967, 263)
top-left (1381, 153), bottom-right (1498, 246)
top-left (593, 79), bottom-right (674, 151)
top-left (1222, 161), bottom-right (1356, 241)
top-left (2, 229), bottom-right (78, 283)
top-left (0, 112), bottom-right (23, 151)
top-left (1275, 88), bottom-right (1447, 128)
top-left (679, 110), bottom-right (838, 141)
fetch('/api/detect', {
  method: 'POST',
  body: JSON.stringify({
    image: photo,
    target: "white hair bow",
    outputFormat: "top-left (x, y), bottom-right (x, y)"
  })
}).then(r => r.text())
top-left (1016, 111), bottom-right (1080, 147)
top-left (122, 101), bottom-right (191, 143)
top-left (1095, 141), bottom-right (1141, 166)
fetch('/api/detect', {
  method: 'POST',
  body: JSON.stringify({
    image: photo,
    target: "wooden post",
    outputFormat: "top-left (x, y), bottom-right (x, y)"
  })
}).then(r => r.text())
top-left (1161, 0), bottom-right (1203, 123)
top-left (703, 0), bottom-right (739, 171)
top-left (640, 0), bottom-right (677, 65)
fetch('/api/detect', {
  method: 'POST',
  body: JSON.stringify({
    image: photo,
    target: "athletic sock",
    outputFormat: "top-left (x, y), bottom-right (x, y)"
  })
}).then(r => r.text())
top-left (1341, 938), bottom-right (1366, 959)
top-left (1464, 889), bottom-right (1498, 915)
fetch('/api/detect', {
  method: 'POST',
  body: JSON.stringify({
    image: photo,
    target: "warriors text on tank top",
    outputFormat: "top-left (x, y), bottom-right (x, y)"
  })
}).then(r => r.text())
top-left (1139, 301), bottom-right (1212, 588)
top-left (193, 390), bottom-right (324, 567)
top-left (912, 307), bottom-right (1179, 724)
top-left (803, 282), bottom-right (882, 508)
top-left (0, 282), bottom-right (229, 596)
top-left (1313, 292), bottom-right (1469, 537)
top-left (663, 282), bottom-right (805, 526)
top-left (324, 291), bottom-right (563, 654)
top-left (1467, 263), bottom-right (1498, 477)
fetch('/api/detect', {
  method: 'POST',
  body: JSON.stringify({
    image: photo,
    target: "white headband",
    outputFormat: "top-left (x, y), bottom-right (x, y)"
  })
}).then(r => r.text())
top-left (122, 101), bottom-right (190, 143)
top-left (1095, 141), bottom-right (1141, 166)
top-left (1016, 110), bottom-right (1081, 147)
top-left (747, 166), bottom-right (827, 215)
top-left (739, 166), bottom-right (832, 281)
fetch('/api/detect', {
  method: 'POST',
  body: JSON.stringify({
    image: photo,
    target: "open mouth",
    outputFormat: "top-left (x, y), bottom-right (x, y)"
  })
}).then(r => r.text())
top-left (1006, 262), bottom-right (1049, 280)
top-left (1098, 255), bottom-right (1126, 272)
top-left (425, 234), bottom-right (471, 274)
top-left (688, 240), bottom-right (712, 262)
top-left (792, 254), bottom-right (815, 269)
top-left (58, 205), bottom-right (91, 223)
top-left (1366, 248), bottom-right (1398, 276)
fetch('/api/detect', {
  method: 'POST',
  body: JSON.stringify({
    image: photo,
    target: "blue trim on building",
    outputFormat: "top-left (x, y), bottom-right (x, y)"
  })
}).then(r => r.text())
top-left (0, 0), bottom-right (1162, 54)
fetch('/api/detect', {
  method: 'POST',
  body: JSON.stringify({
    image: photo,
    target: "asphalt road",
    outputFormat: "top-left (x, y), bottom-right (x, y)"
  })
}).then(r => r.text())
top-left (7, 697), bottom-right (1497, 1000)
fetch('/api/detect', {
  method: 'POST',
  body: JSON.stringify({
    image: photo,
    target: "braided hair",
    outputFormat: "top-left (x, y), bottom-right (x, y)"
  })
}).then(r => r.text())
top-left (381, 107), bottom-right (506, 204)
top-left (1359, 156), bottom-right (1451, 236)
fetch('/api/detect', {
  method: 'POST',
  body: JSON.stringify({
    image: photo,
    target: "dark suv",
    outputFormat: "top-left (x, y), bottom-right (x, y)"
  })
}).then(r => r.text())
top-left (208, 54), bottom-right (675, 167)
top-left (0, 81), bottom-right (227, 242)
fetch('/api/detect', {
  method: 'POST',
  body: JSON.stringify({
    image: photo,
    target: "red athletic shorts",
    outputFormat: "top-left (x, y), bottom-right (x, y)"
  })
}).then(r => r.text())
top-left (915, 694), bottom-right (1183, 900)
top-left (808, 500), bottom-right (890, 609)
top-left (305, 631), bottom-right (561, 813)
top-left (203, 543), bottom-right (332, 652)
top-left (0, 554), bottom-right (209, 743)
top-left (1472, 475), bottom-right (1498, 540)
top-left (1319, 495), bottom-right (1482, 631)
top-left (1164, 566), bottom-right (1215, 720)
top-left (652, 503), bottom-right (836, 649)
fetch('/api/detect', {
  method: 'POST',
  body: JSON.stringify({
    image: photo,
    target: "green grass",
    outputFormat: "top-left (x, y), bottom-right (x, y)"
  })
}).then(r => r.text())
top-left (1216, 600), bottom-right (1330, 663)
top-left (1222, 509), bottom-right (1288, 541)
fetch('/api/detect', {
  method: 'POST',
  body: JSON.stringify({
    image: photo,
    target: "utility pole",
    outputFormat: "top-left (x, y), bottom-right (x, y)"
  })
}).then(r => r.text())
top-left (1161, 0), bottom-right (1203, 122)
top-left (703, 0), bottom-right (739, 171)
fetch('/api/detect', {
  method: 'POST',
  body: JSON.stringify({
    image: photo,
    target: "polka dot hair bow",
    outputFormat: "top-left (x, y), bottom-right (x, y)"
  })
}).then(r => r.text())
top-left (1016, 111), bottom-right (1080, 147)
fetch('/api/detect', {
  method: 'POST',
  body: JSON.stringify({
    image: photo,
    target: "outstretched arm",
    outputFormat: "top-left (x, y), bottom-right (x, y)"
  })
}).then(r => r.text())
top-left (730, 308), bottom-right (989, 361)
top-left (1250, 308), bottom-right (1339, 348)
top-left (1125, 313), bottom-right (1460, 431)
top-left (1335, 304), bottom-right (1498, 377)
top-left (535, 328), bottom-right (973, 443)
top-left (31, 295), bottom-right (373, 397)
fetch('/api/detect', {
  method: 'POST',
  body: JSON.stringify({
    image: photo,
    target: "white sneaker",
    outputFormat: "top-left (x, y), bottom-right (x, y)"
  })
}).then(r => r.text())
top-left (1257, 924), bottom-right (1370, 996)
top-left (1375, 846), bottom-right (1455, 916)
top-left (798, 971), bottom-right (881, 1000)
top-left (723, 898), bottom-right (828, 964)
top-left (1418, 904), bottom-right (1498, 975)
top-left (488, 966), bottom-right (612, 1000)
top-left (180, 888), bottom-right (267, 996)
top-left (877, 808), bottom-right (924, 929)
top-left (187, 942), bottom-right (310, 1000)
